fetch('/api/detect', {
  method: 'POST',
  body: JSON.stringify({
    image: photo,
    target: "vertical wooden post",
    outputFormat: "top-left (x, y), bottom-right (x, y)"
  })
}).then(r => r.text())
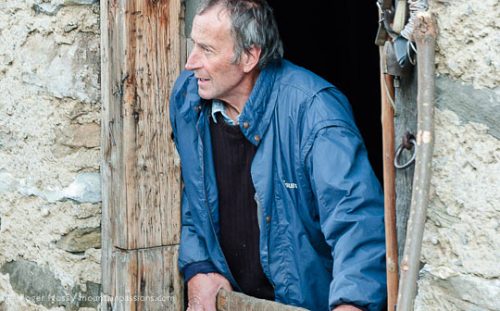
top-left (379, 47), bottom-right (399, 311)
top-left (394, 72), bottom-right (418, 262)
top-left (101, 0), bottom-right (184, 309)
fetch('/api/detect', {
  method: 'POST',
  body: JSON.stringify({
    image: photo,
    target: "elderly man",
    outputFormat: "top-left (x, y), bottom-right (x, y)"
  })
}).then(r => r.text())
top-left (169, 0), bottom-right (387, 310)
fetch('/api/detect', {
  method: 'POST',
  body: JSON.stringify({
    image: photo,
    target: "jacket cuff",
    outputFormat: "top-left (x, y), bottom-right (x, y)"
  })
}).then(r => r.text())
top-left (182, 260), bottom-right (218, 283)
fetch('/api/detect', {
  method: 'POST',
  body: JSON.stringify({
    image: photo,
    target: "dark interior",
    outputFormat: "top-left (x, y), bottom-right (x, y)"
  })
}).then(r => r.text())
top-left (267, 2), bottom-right (383, 182)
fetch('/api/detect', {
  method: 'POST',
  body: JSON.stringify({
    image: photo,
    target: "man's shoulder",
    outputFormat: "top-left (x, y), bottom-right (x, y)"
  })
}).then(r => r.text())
top-left (276, 60), bottom-right (333, 97)
top-left (273, 61), bottom-right (357, 139)
top-left (275, 60), bottom-right (353, 123)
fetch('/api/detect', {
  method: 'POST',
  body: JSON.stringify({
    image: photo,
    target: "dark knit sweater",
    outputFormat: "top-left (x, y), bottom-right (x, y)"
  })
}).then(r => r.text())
top-left (209, 112), bottom-right (274, 300)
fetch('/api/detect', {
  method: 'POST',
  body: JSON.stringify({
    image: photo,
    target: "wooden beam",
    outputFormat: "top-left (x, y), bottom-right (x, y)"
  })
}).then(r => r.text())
top-left (111, 246), bottom-right (182, 311)
top-left (101, 0), bottom-right (182, 251)
top-left (394, 70), bottom-right (418, 263)
top-left (216, 290), bottom-right (308, 311)
top-left (114, 249), bottom-right (139, 311)
top-left (101, 0), bottom-right (184, 309)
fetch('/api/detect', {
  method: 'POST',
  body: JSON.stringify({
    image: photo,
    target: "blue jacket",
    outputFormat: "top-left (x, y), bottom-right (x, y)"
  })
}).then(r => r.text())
top-left (170, 60), bottom-right (387, 311)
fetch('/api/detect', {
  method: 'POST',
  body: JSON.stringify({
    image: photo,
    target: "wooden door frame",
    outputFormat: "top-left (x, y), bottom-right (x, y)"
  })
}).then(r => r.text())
top-left (100, 0), bottom-right (185, 309)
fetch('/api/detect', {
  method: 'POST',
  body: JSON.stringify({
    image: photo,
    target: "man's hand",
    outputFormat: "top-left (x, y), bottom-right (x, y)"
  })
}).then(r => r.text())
top-left (187, 273), bottom-right (232, 311)
top-left (333, 305), bottom-right (363, 311)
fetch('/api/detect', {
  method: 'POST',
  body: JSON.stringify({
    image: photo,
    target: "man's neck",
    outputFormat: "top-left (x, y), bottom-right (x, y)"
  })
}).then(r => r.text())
top-left (219, 69), bottom-right (260, 122)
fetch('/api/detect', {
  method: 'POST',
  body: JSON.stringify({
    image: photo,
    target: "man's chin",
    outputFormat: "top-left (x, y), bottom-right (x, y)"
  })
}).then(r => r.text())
top-left (198, 92), bottom-right (213, 100)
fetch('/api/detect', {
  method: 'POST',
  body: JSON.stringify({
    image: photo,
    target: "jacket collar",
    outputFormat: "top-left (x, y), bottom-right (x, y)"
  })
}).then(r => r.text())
top-left (238, 60), bottom-right (281, 146)
top-left (187, 60), bottom-right (281, 146)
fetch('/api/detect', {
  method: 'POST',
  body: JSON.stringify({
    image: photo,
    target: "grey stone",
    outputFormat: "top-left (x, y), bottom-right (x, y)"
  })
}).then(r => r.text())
top-left (56, 227), bottom-right (101, 253)
top-left (64, 23), bottom-right (79, 33)
top-left (436, 76), bottom-right (500, 139)
top-left (417, 270), bottom-right (500, 311)
top-left (63, 172), bottom-right (101, 203)
top-left (0, 260), bottom-right (69, 308)
top-left (19, 33), bottom-right (100, 104)
top-left (0, 261), bottom-right (102, 310)
top-left (0, 170), bottom-right (17, 194)
top-left (18, 172), bottom-right (101, 203)
top-left (71, 281), bottom-right (101, 308)
top-left (64, 0), bottom-right (99, 5)
top-left (32, 3), bottom-right (63, 16)
top-left (59, 123), bottom-right (100, 148)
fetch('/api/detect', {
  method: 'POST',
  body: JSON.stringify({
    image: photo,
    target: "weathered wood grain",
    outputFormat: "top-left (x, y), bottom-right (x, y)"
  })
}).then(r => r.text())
top-left (110, 247), bottom-right (182, 311)
top-left (379, 47), bottom-right (399, 311)
top-left (136, 246), bottom-right (183, 311)
top-left (102, 0), bottom-right (182, 251)
top-left (114, 249), bottom-right (139, 311)
top-left (101, 0), bottom-right (184, 309)
top-left (217, 290), bottom-right (308, 311)
top-left (394, 68), bottom-right (418, 264)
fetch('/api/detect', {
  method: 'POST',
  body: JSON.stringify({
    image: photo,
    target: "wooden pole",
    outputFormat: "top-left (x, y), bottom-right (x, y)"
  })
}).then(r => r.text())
top-left (396, 12), bottom-right (437, 311)
top-left (216, 289), bottom-right (308, 311)
top-left (379, 46), bottom-right (399, 311)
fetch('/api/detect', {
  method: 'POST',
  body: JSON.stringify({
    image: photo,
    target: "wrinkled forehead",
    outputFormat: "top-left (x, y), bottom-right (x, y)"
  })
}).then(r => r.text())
top-left (193, 5), bottom-right (230, 31)
top-left (191, 6), bottom-right (232, 40)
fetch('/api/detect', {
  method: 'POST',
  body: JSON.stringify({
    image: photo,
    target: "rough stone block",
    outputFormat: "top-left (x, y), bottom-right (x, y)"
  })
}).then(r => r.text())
top-left (0, 260), bottom-right (68, 309)
top-left (57, 226), bottom-right (101, 253)
top-left (59, 123), bottom-right (100, 148)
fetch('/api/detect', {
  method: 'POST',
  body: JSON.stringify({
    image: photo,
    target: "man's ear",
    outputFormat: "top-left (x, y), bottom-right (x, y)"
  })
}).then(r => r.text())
top-left (242, 45), bottom-right (262, 73)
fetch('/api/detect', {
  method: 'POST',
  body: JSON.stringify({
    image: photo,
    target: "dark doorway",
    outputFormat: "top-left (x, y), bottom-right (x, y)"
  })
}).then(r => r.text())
top-left (267, 2), bottom-right (383, 182)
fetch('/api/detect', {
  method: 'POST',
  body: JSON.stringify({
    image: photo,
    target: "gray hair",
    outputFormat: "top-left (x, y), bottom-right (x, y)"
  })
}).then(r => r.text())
top-left (197, 0), bottom-right (284, 68)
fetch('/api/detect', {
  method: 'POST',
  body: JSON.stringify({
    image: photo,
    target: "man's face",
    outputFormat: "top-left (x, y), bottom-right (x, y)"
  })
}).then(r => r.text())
top-left (186, 7), bottom-right (247, 103)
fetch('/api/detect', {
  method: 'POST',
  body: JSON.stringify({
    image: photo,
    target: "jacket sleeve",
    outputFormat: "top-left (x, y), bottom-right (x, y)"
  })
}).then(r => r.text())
top-left (306, 125), bottom-right (387, 311)
top-left (169, 72), bottom-right (218, 281)
top-left (178, 188), bottom-right (218, 280)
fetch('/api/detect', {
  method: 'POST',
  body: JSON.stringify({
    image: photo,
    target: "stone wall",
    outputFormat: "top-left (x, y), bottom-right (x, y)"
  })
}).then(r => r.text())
top-left (415, 0), bottom-right (500, 310)
top-left (0, 0), bottom-right (101, 310)
top-left (1, 0), bottom-right (499, 310)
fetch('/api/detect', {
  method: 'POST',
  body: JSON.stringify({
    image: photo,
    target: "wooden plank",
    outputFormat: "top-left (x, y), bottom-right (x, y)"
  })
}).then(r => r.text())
top-left (102, 0), bottom-right (184, 309)
top-left (103, 0), bottom-right (182, 251)
top-left (161, 246), bottom-right (183, 310)
top-left (101, 0), bottom-right (126, 296)
top-left (114, 249), bottom-right (139, 311)
top-left (112, 0), bottom-right (182, 250)
top-left (106, 0), bottom-right (129, 249)
top-left (394, 69), bottom-right (418, 263)
top-left (100, 0), bottom-right (112, 298)
top-left (110, 247), bottom-right (182, 311)
top-left (216, 290), bottom-right (308, 311)
top-left (136, 246), bottom-right (183, 311)
top-left (159, 0), bottom-right (183, 248)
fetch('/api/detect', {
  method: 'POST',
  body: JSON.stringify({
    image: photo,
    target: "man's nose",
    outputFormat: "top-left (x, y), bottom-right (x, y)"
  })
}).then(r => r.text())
top-left (185, 50), bottom-right (201, 71)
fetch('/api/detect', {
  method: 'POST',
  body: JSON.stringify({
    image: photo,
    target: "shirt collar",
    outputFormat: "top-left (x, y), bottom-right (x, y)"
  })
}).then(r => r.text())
top-left (190, 59), bottom-right (282, 146)
top-left (211, 100), bottom-right (239, 125)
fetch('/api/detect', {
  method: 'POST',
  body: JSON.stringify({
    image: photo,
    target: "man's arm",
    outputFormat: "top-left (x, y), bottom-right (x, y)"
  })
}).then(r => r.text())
top-left (306, 125), bottom-right (387, 311)
top-left (178, 189), bottom-right (233, 310)
top-left (169, 74), bottom-right (232, 310)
